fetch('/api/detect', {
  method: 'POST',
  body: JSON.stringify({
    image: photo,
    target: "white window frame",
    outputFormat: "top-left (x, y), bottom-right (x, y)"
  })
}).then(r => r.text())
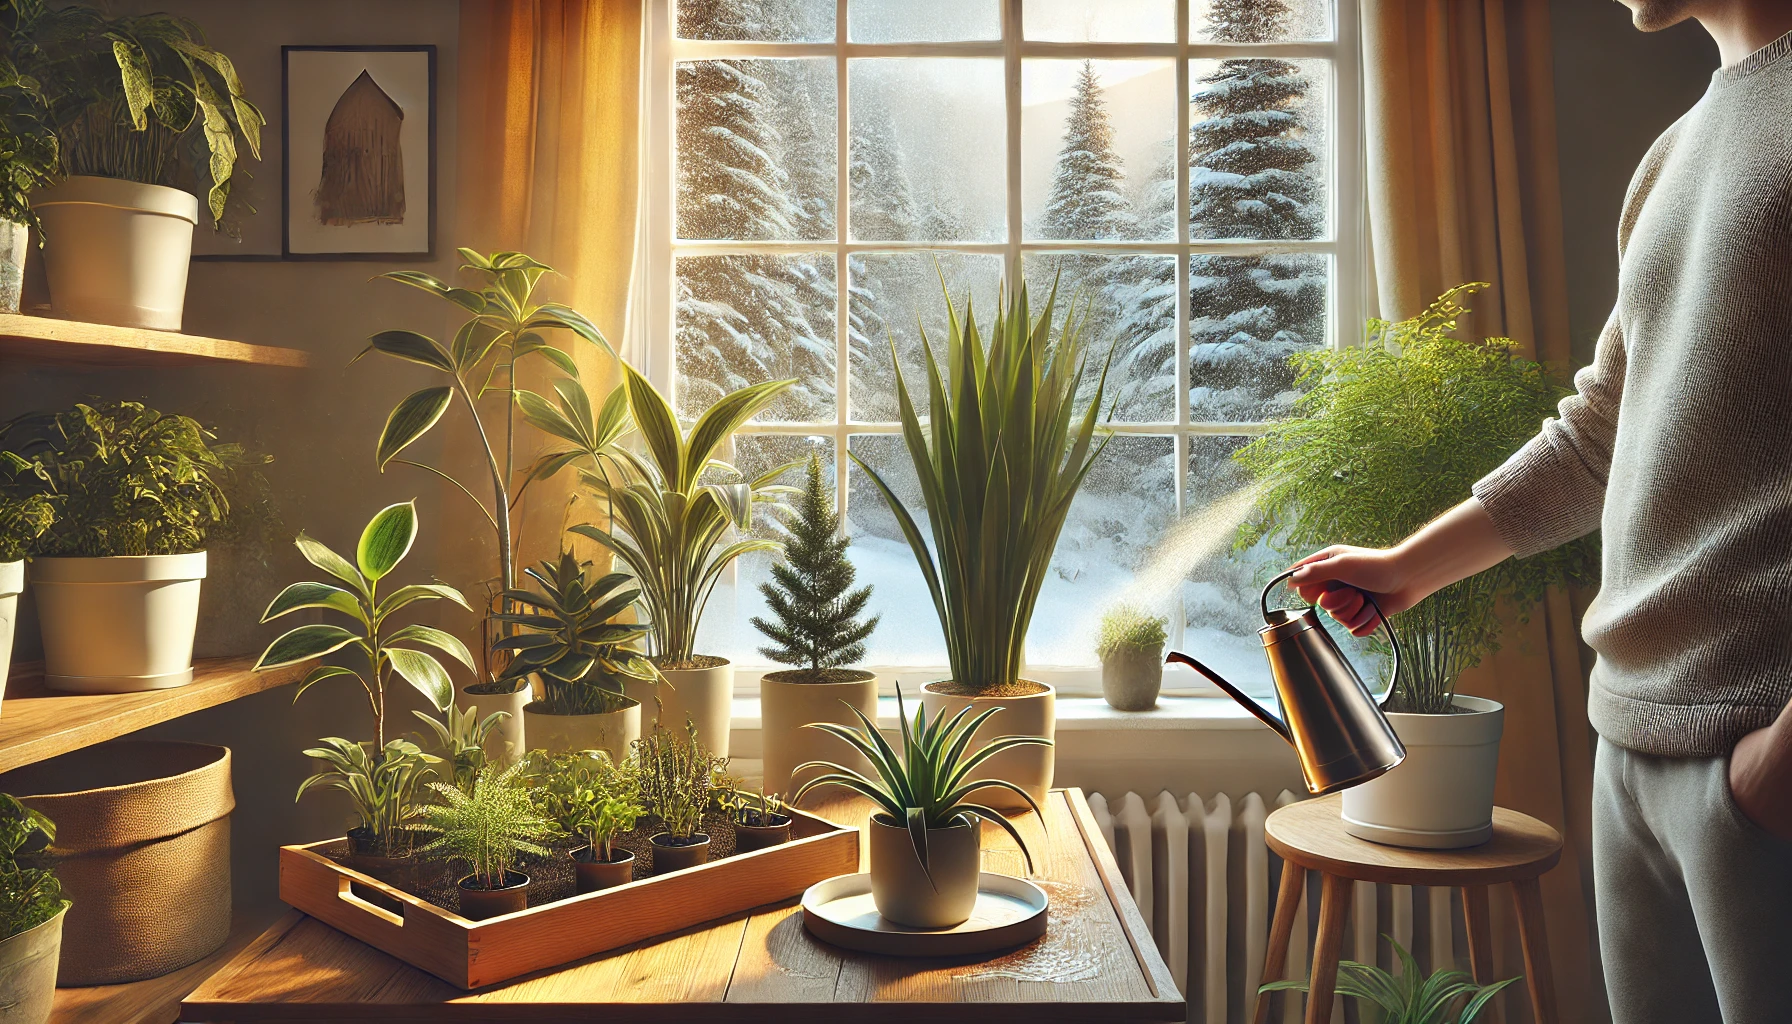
top-left (639, 0), bottom-right (1364, 695)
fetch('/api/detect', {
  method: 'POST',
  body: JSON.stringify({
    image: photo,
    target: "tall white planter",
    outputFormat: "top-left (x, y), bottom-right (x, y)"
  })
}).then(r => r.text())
top-left (522, 695), bottom-right (641, 764)
top-left (0, 219), bottom-right (26, 314)
top-left (30, 552), bottom-right (205, 693)
top-left (32, 176), bottom-right (197, 331)
top-left (0, 905), bottom-right (66, 1024)
top-left (0, 561), bottom-right (22, 713)
top-left (626, 659), bottom-right (734, 759)
top-left (466, 684), bottom-right (530, 765)
top-left (921, 682), bottom-right (1055, 812)
top-left (1341, 695), bottom-right (1504, 849)
top-left (760, 670), bottom-right (878, 797)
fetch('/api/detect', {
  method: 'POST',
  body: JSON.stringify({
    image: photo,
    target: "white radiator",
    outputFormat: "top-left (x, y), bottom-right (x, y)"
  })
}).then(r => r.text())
top-left (1089, 791), bottom-right (1467, 1024)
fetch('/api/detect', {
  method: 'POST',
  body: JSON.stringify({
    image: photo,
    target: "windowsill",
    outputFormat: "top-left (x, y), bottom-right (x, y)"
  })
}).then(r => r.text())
top-left (728, 694), bottom-right (1270, 732)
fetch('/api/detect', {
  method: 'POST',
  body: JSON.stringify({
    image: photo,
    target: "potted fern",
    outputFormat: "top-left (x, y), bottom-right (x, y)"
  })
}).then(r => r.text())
top-left (417, 763), bottom-right (559, 920)
top-left (526, 750), bottom-right (642, 893)
top-left (1095, 604), bottom-right (1169, 712)
top-left (633, 722), bottom-right (727, 874)
top-left (750, 451), bottom-right (879, 795)
top-left (854, 282), bottom-right (1105, 808)
top-left (0, 795), bottom-right (68, 1024)
top-left (1236, 285), bottom-right (1598, 848)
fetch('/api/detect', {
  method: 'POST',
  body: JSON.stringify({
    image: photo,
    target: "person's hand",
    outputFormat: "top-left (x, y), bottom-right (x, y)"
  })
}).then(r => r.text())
top-left (1285, 545), bottom-right (1428, 636)
top-left (1728, 723), bottom-right (1792, 841)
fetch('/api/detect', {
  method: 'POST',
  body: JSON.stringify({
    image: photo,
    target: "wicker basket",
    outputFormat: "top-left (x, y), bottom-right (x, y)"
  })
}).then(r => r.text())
top-left (0, 741), bottom-right (232, 984)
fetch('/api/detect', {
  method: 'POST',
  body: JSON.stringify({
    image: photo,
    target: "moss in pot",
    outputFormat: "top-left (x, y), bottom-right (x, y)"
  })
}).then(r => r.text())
top-left (634, 722), bottom-right (728, 874)
top-left (1095, 605), bottom-right (1169, 712)
top-left (525, 749), bottom-right (643, 893)
top-left (417, 763), bottom-right (558, 920)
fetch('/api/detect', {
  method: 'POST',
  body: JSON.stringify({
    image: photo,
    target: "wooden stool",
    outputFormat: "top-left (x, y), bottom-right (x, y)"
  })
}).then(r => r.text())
top-left (1253, 793), bottom-right (1563, 1024)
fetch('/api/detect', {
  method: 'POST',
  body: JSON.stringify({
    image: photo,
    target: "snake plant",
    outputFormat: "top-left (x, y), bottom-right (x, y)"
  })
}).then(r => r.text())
top-left (791, 685), bottom-right (1051, 875)
top-left (851, 281), bottom-right (1111, 694)
top-left (492, 551), bottom-right (658, 714)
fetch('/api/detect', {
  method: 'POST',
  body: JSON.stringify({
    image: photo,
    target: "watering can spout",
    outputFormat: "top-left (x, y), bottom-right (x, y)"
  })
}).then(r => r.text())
top-left (1164, 651), bottom-right (1293, 743)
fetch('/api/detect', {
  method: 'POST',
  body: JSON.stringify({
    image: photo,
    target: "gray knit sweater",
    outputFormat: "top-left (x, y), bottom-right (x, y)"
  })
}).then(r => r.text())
top-left (1472, 33), bottom-right (1792, 758)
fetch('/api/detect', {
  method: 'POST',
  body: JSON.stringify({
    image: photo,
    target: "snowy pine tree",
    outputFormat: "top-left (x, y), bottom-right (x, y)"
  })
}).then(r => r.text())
top-left (1105, 141), bottom-right (1179, 418)
top-left (1042, 62), bottom-right (1132, 241)
top-left (845, 96), bottom-right (923, 417)
top-left (751, 453), bottom-right (878, 675)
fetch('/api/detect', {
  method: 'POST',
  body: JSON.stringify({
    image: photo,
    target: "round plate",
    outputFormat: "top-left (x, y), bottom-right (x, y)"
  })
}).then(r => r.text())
top-left (800, 872), bottom-right (1048, 957)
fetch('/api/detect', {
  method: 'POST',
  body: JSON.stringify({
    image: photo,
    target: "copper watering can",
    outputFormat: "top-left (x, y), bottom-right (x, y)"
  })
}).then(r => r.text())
top-left (1166, 568), bottom-right (1406, 795)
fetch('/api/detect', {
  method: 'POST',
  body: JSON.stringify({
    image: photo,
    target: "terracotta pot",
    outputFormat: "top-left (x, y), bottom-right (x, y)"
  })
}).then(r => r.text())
top-left (1341, 695), bottom-right (1505, 849)
top-left (465, 683), bottom-right (530, 765)
top-left (759, 669), bottom-right (878, 795)
top-left (0, 219), bottom-right (24, 315)
top-left (522, 693), bottom-right (640, 763)
top-left (732, 816), bottom-right (792, 853)
top-left (1100, 647), bottom-right (1163, 712)
top-left (920, 681), bottom-right (1055, 811)
top-left (571, 847), bottom-right (635, 893)
top-left (30, 552), bottom-right (205, 693)
top-left (866, 812), bottom-right (981, 928)
top-left (627, 658), bottom-right (734, 759)
top-left (649, 832), bottom-right (711, 874)
top-left (457, 872), bottom-right (529, 920)
top-left (0, 560), bottom-right (21, 715)
top-left (32, 175), bottom-right (197, 330)
top-left (0, 904), bottom-right (65, 1024)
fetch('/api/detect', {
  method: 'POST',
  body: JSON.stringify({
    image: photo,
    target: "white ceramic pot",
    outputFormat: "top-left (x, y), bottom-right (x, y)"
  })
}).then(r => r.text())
top-left (466, 684), bottom-right (531, 765)
top-left (760, 670), bottom-right (878, 797)
top-left (0, 905), bottom-right (65, 1024)
top-left (627, 658), bottom-right (734, 759)
top-left (0, 561), bottom-right (21, 714)
top-left (32, 176), bottom-right (197, 330)
top-left (1341, 695), bottom-right (1505, 849)
top-left (921, 681), bottom-right (1055, 812)
top-left (0, 219), bottom-right (26, 314)
top-left (31, 552), bottom-right (205, 693)
top-left (1100, 647), bottom-right (1163, 712)
top-left (866, 812), bottom-right (980, 928)
top-left (522, 694), bottom-right (641, 763)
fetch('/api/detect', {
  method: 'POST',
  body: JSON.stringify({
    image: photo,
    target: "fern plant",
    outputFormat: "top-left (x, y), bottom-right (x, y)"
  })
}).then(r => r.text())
top-left (417, 763), bottom-right (559, 891)
top-left (295, 737), bottom-right (440, 857)
top-left (1261, 937), bottom-right (1518, 1024)
top-left (492, 551), bottom-right (657, 714)
top-left (750, 451), bottom-right (877, 679)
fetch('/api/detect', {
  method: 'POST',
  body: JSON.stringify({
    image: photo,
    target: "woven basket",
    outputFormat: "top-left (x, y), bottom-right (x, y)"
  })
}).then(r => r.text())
top-left (0, 741), bottom-right (232, 984)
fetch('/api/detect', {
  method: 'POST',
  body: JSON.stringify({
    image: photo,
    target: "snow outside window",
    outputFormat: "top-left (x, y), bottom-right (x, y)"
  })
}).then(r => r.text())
top-left (643, 0), bottom-right (1364, 699)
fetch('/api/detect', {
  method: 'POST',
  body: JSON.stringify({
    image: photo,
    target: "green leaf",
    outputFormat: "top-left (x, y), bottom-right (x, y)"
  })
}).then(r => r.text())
top-left (515, 389), bottom-right (584, 445)
top-left (364, 330), bottom-right (455, 372)
top-left (261, 581), bottom-right (364, 623)
top-left (294, 533), bottom-right (366, 594)
top-left (292, 665), bottom-right (361, 703)
top-left (112, 40), bottom-right (153, 129)
top-left (357, 501), bottom-right (418, 582)
top-left (386, 647), bottom-right (454, 712)
top-left (255, 624), bottom-right (360, 670)
top-left (375, 583), bottom-right (472, 620)
top-left (387, 624), bottom-right (477, 673)
top-left (376, 387), bottom-right (454, 470)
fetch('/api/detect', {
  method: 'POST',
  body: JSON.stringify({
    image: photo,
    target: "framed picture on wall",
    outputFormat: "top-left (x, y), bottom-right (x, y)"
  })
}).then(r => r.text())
top-left (282, 45), bottom-right (436, 260)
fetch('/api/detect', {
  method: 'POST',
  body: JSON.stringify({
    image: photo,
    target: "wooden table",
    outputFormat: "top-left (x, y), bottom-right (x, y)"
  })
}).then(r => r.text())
top-left (181, 789), bottom-right (1183, 1022)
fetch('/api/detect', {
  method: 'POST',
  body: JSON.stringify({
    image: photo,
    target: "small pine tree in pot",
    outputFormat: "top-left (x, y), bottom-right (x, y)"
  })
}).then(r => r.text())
top-left (750, 452), bottom-right (882, 796)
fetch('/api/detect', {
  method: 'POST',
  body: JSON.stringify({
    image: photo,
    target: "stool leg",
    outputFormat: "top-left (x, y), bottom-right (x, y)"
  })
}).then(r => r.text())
top-left (1305, 874), bottom-right (1351, 1024)
top-left (1253, 862), bottom-right (1306, 1024)
top-left (1462, 884), bottom-right (1496, 983)
top-left (1512, 877), bottom-right (1559, 1024)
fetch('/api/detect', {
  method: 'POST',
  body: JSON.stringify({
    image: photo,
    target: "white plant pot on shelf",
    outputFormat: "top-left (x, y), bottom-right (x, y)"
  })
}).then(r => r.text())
top-left (0, 560), bottom-right (22, 713)
top-left (30, 552), bottom-right (205, 693)
top-left (921, 681), bottom-right (1055, 812)
top-left (0, 904), bottom-right (65, 1024)
top-left (627, 658), bottom-right (734, 759)
top-left (760, 670), bottom-right (878, 796)
top-left (32, 175), bottom-right (197, 331)
top-left (522, 694), bottom-right (640, 764)
top-left (1341, 694), bottom-right (1505, 849)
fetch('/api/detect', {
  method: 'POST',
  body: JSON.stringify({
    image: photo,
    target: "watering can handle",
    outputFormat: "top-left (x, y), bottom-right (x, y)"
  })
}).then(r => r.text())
top-left (1261, 568), bottom-right (1403, 707)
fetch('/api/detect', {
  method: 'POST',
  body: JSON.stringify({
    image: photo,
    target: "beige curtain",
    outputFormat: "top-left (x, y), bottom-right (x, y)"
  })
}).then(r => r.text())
top-left (1363, 1), bottom-right (1603, 1021)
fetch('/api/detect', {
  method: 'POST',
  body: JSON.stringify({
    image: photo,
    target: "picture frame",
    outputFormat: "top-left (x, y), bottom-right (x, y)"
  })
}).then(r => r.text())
top-left (282, 45), bottom-right (436, 261)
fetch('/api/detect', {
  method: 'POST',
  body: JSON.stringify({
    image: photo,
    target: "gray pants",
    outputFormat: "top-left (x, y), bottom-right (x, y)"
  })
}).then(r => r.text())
top-left (1594, 736), bottom-right (1792, 1023)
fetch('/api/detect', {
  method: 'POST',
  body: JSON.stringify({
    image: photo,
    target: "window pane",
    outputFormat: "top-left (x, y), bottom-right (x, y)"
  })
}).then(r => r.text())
top-left (1027, 436), bottom-right (1177, 667)
top-left (1191, 0), bottom-right (1331, 42)
top-left (1023, 60), bottom-right (1175, 242)
top-left (847, 435), bottom-right (948, 668)
top-left (1188, 252), bottom-right (1327, 422)
top-left (1025, 0), bottom-right (1175, 42)
top-left (1022, 252), bottom-right (1176, 423)
top-left (1181, 435), bottom-right (1280, 698)
top-left (678, 0), bottom-right (833, 40)
top-left (849, 59), bottom-right (1005, 242)
top-left (848, 252), bottom-right (1003, 424)
top-left (677, 59), bottom-right (835, 241)
top-left (1189, 57), bottom-right (1329, 241)
top-left (676, 253), bottom-right (836, 423)
top-left (850, 0), bottom-right (1000, 42)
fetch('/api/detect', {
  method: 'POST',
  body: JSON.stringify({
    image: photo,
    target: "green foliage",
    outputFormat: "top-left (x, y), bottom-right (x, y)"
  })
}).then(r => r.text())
top-left (492, 551), bottom-right (657, 714)
top-left (412, 704), bottom-right (509, 796)
top-left (525, 749), bottom-right (642, 860)
top-left (1235, 285), bottom-right (1600, 713)
top-left (0, 490), bottom-right (51, 562)
top-left (0, 400), bottom-right (260, 557)
top-left (852, 280), bottom-right (1111, 694)
top-left (718, 783), bottom-right (786, 828)
top-left (1095, 604), bottom-right (1168, 659)
top-left (633, 721), bottom-right (727, 841)
top-left (1261, 936), bottom-right (1518, 1024)
top-left (255, 502), bottom-right (473, 747)
top-left (792, 684), bottom-right (1050, 876)
top-left (0, 793), bottom-right (65, 941)
top-left (295, 736), bottom-right (440, 857)
top-left (417, 762), bottom-right (559, 891)
top-left (570, 363), bottom-right (796, 663)
top-left (0, 5), bottom-right (58, 229)
top-left (751, 451), bottom-right (877, 674)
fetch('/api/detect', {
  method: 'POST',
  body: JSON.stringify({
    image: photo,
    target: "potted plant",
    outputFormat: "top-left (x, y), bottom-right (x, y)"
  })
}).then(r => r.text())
top-left (571, 364), bottom-right (795, 760)
top-left (1236, 285), bottom-right (1598, 848)
top-left (1095, 604), bottom-right (1168, 711)
top-left (11, 1), bottom-right (262, 329)
top-left (0, 794), bottom-right (68, 1024)
top-left (750, 451), bottom-right (880, 795)
top-left (720, 784), bottom-right (790, 853)
top-left (791, 685), bottom-right (1047, 928)
top-left (2, 401), bottom-right (259, 693)
top-left (294, 736), bottom-right (440, 884)
top-left (412, 704), bottom-right (510, 796)
top-left (0, 481), bottom-right (52, 708)
top-left (1260, 936), bottom-right (1516, 1023)
top-left (494, 552), bottom-right (658, 763)
top-left (0, 16), bottom-right (58, 314)
top-left (633, 721), bottom-right (728, 874)
top-left (416, 763), bottom-right (559, 920)
top-left (854, 282), bottom-right (1105, 808)
top-left (526, 749), bottom-right (642, 893)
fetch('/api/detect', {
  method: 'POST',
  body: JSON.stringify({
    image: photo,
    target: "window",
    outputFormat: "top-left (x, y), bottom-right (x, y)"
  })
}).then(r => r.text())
top-left (643, 0), bottom-right (1362, 695)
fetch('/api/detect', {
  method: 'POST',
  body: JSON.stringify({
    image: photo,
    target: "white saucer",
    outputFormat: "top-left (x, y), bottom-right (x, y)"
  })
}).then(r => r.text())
top-left (800, 872), bottom-right (1048, 957)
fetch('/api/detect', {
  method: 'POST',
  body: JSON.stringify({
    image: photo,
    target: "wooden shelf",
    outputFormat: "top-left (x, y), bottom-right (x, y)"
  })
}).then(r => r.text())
top-left (0, 657), bottom-right (307, 774)
top-left (0, 313), bottom-right (308, 368)
top-left (52, 910), bottom-right (279, 1024)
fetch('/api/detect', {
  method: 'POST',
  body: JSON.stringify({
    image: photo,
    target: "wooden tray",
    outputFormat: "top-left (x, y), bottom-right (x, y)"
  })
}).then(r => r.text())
top-left (279, 806), bottom-right (858, 989)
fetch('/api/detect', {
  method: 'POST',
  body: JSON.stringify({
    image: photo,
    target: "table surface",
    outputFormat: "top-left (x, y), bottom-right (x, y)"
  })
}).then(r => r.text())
top-left (181, 789), bottom-right (1183, 1022)
top-left (1265, 794), bottom-right (1564, 886)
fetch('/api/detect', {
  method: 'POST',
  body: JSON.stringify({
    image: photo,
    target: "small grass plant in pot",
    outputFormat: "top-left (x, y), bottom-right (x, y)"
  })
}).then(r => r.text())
top-left (720, 784), bottom-right (791, 853)
top-left (1095, 604), bottom-right (1168, 712)
top-left (0, 479), bottom-right (52, 708)
top-left (751, 450), bottom-right (880, 795)
top-left (633, 721), bottom-right (727, 874)
top-left (853, 281), bottom-right (1106, 808)
top-left (792, 685), bottom-right (1047, 928)
top-left (417, 763), bottom-right (559, 920)
top-left (1236, 285), bottom-right (1598, 849)
top-left (0, 794), bottom-right (68, 1024)
top-left (1260, 936), bottom-right (1517, 1024)
top-left (526, 749), bottom-right (642, 892)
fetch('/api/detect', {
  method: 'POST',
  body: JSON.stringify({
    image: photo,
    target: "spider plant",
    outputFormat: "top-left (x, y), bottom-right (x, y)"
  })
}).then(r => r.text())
top-left (491, 551), bottom-right (657, 714)
top-left (851, 280), bottom-right (1111, 694)
top-left (412, 704), bottom-right (510, 795)
top-left (791, 684), bottom-right (1051, 874)
top-left (1261, 937), bottom-right (1519, 1024)
top-left (295, 736), bottom-right (440, 856)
